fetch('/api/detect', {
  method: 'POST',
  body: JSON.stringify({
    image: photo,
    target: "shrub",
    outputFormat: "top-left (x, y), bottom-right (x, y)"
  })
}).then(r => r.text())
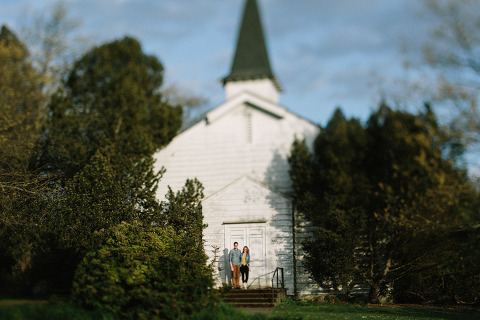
top-left (72, 222), bottom-right (215, 320)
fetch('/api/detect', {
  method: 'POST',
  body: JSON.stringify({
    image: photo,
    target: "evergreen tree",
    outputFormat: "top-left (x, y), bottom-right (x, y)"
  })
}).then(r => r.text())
top-left (162, 178), bottom-right (206, 252)
top-left (31, 36), bottom-right (182, 292)
top-left (289, 104), bottom-right (476, 303)
top-left (37, 36), bottom-right (182, 180)
top-left (36, 36), bottom-right (182, 216)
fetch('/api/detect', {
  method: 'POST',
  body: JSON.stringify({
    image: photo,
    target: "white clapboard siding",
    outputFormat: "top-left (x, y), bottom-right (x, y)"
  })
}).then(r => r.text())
top-left (154, 92), bottom-right (318, 200)
top-left (203, 176), bottom-right (295, 294)
top-left (153, 91), bottom-right (320, 295)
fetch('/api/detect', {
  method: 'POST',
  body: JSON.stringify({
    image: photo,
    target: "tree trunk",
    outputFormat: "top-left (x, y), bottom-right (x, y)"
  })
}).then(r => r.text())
top-left (369, 284), bottom-right (380, 304)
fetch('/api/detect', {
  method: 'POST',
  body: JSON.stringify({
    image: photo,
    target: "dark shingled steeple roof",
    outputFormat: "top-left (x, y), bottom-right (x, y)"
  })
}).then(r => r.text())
top-left (222, 0), bottom-right (282, 91)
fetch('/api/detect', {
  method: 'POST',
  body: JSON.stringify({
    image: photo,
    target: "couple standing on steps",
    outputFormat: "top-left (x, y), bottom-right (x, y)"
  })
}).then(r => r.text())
top-left (229, 242), bottom-right (250, 289)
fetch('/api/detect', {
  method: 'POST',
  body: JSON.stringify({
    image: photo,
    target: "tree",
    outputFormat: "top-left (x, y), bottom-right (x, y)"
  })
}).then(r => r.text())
top-left (161, 84), bottom-right (210, 130)
top-left (29, 36), bottom-right (182, 293)
top-left (159, 178), bottom-right (210, 290)
top-left (21, 0), bottom-right (87, 96)
top-left (36, 35), bottom-right (182, 200)
top-left (289, 104), bottom-right (475, 303)
top-left (162, 178), bottom-right (206, 251)
top-left (421, 0), bottom-right (480, 100)
top-left (72, 221), bottom-right (215, 320)
top-left (0, 25), bottom-right (46, 195)
top-left (291, 109), bottom-right (368, 294)
top-left (403, 0), bottom-right (480, 168)
top-left (21, 151), bottom-right (108, 291)
top-left (69, 178), bottom-right (211, 318)
top-left (37, 36), bottom-right (182, 174)
top-left (0, 25), bottom-right (49, 294)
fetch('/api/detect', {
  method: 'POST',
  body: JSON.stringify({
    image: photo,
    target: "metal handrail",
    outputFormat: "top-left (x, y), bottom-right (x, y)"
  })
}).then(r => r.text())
top-left (245, 269), bottom-right (276, 288)
top-left (271, 267), bottom-right (284, 303)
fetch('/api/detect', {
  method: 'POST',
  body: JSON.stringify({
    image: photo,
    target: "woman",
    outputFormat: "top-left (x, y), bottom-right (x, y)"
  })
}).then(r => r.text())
top-left (240, 246), bottom-right (250, 289)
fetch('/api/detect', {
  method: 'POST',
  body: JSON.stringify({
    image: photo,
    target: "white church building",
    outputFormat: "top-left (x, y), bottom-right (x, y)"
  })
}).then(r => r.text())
top-left (154, 0), bottom-right (321, 295)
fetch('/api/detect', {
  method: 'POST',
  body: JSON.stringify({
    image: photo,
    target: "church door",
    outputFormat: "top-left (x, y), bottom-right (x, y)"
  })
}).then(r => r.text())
top-left (225, 223), bottom-right (267, 287)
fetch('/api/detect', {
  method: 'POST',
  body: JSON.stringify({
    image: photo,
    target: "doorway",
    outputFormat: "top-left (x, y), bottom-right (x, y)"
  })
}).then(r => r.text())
top-left (225, 223), bottom-right (267, 287)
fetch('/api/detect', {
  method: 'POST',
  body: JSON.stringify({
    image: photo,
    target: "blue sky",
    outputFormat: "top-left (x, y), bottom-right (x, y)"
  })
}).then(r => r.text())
top-left (1, 0), bottom-right (432, 126)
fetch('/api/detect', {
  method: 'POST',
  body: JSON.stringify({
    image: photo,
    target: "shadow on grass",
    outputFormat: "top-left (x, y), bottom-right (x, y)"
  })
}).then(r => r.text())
top-left (272, 303), bottom-right (480, 320)
top-left (365, 306), bottom-right (479, 320)
top-left (1, 299), bottom-right (478, 320)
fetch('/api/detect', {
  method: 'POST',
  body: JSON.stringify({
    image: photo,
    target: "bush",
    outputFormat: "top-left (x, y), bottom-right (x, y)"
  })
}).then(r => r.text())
top-left (72, 222), bottom-right (215, 320)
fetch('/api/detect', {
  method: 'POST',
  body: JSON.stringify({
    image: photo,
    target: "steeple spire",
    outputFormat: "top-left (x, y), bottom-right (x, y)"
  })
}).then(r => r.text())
top-left (223, 0), bottom-right (282, 102)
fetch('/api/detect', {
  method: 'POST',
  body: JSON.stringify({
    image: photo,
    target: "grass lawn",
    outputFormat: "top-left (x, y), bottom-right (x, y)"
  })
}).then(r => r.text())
top-left (271, 303), bottom-right (480, 320)
top-left (1, 299), bottom-right (478, 320)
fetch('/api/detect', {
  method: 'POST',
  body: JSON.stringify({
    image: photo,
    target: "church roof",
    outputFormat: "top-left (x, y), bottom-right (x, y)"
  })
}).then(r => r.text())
top-left (222, 0), bottom-right (282, 90)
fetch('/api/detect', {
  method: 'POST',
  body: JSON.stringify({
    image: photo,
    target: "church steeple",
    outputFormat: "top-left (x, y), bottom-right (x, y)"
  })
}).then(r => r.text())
top-left (223, 0), bottom-right (282, 103)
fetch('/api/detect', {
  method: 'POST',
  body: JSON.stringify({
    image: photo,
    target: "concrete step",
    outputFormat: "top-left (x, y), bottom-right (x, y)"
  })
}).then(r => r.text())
top-left (223, 297), bottom-right (272, 303)
top-left (226, 288), bottom-right (284, 295)
top-left (230, 302), bottom-right (276, 308)
top-left (223, 288), bottom-right (286, 309)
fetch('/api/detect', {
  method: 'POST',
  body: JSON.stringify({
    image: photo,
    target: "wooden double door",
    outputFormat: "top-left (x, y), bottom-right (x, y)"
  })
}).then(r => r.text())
top-left (225, 223), bottom-right (267, 286)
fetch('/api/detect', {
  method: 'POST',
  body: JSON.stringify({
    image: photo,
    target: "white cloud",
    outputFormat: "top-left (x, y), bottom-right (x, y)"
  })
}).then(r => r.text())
top-left (1, 0), bottom-right (432, 125)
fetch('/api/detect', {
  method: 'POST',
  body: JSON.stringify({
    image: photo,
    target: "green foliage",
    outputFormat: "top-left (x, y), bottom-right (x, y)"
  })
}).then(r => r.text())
top-left (162, 178), bottom-right (206, 251)
top-left (28, 151), bottom-right (138, 293)
top-left (289, 104), bottom-right (478, 303)
top-left (0, 25), bottom-right (49, 296)
top-left (27, 36), bottom-right (183, 293)
top-left (0, 27), bottom-right (206, 306)
top-left (36, 36), bottom-right (182, 180)
top-left (290, 109), bottom-right (368, 294)
top-left (56, 151), bottom-right (133, 251)
top-left (72, 222), bottom-right (215, 320)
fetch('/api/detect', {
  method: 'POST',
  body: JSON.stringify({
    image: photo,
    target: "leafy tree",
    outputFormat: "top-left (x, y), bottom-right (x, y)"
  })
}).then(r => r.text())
top-left (402, 0), bottom-right (480, 168)
top-left (21, 1), bottom-right (87, 96)
top-left (161, 84), bottom-right (210, 130)
top-left (162, 178), bottom-right (206, 250)
top-left (36, 35), bottom-right (182, 206)
top-left (73, 222), bottom-right (215, 320)
top-left (0, 25), bottom-right (46, 196)
top-left (421, 0), bottom-right (480, 105)
top-left (0, 25), bottom-right (48, 294)
top-left (290, 104), bottom-right (475, 303)
top-left (291, 109), bottom-right (368, 294)
top-left (32, 160), bottom-right (209, 294)
top-left (72, 179), bottom-right (213, 319)
top-left (29, 36), bottom-right (182, 292)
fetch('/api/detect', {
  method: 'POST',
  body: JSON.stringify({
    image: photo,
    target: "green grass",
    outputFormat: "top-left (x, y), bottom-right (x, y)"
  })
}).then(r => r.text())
top-left (0, 300), bottom-right (117, 320)
top-left (1, 299), bottom-right (478, 320)
top-left (190, 303), bottom-right (270, 320)
top-left (271, 303), bottom-right (480, 320)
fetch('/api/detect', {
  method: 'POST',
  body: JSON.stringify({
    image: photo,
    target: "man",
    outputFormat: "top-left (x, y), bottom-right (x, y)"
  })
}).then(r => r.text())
top-left (229, 242), bottom-right (242, 289)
